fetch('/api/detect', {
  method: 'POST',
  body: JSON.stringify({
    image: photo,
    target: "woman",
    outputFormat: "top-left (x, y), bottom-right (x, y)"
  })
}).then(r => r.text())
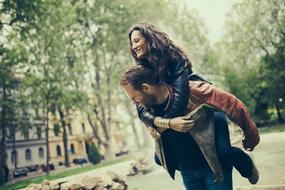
top-left (128, 22), bottom-right (258, 185)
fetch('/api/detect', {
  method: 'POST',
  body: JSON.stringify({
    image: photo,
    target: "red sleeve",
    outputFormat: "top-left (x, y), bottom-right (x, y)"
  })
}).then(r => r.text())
top-left (190, 81), bottom-right (257, 134)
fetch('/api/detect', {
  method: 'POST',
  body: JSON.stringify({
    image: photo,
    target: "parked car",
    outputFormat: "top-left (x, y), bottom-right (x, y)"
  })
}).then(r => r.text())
top-left (26, 165), bottom-right (39, 172)
top-left (13, 167), bottom-right (29, 178)
top-left (115, 150), bottom-right (129, 157)
top-left (73, 158), bottom-right (88, 165)
top-left (41, 163), bottom-right (55, 172)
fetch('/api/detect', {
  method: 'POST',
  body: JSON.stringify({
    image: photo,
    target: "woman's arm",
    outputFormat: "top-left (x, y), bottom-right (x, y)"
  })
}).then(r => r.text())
top-left (164, 60), bottom-right (190, 118)
top-left (190, 81), bottom-right (260, 150)
top-left (136, 60), bottom-right (190, 128)
top-left (136, 105), bottom-right (156, 128)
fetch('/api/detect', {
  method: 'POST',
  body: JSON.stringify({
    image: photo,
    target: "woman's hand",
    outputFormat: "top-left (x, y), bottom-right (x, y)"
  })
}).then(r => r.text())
top-left (169, 115), bottom-right (194, 132)
top-left (242, 127), bottom-right (260, 151)
top-left (148, 127), bottom-right (161, 140)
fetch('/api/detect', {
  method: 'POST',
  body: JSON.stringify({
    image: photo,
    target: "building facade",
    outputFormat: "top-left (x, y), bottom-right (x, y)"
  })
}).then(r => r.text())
top-left (6, 112), bottom-right (94, 171)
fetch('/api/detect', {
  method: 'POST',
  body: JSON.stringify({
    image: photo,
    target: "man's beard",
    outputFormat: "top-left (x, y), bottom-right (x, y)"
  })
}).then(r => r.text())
top-left (141, 92), bottom-right (157, 110)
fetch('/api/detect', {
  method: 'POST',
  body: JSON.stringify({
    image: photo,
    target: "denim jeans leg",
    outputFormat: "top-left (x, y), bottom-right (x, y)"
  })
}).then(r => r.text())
top-left (214, 112), bottom-right (253, 178)
top-left (180, 168), bottom-right (207, 190)
top-left (205, 167), bottom-right (233, 190)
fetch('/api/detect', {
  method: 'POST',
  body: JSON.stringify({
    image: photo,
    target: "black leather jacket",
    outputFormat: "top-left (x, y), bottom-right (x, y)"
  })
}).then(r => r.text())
top-left (136, 59), bottom-right (190, 127)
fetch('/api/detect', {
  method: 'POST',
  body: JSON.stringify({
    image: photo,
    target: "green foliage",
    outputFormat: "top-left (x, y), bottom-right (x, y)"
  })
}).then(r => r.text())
top-left (87, 143), bottom-right (101, 165)
top-left (1, 0), bottom-right (212, 162)
top-left (216, 0), bottom-right (285, 122)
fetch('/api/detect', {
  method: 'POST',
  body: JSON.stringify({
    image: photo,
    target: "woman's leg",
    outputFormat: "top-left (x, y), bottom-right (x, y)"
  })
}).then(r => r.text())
top-left (214, 112), bottom-right (253, 178)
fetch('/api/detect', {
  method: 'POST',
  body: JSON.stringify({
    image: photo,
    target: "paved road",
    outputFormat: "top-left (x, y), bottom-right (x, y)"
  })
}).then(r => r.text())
top-left (51, 132), bottom-right (285, 190)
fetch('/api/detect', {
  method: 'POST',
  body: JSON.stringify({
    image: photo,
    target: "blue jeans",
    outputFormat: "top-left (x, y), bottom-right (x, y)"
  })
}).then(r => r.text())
top-left (180, 166), bottom-right (233, 190)
top-left (214, 112), bottom-right (253, 178)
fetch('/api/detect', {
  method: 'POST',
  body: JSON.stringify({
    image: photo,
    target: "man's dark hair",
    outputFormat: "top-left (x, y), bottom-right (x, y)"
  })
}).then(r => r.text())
top-left (120, 65), bottom-right (159, 90)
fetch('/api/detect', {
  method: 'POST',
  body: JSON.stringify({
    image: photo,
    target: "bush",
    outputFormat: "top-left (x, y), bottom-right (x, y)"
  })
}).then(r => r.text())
top-left (87, 143), bottom-right (101, 164)
top-left (0, 169), bottom-right (5, 185)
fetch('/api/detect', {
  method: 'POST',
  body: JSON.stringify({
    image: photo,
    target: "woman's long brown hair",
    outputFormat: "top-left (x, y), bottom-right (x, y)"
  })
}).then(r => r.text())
top-left (128, 22), bottom-right (192, 79)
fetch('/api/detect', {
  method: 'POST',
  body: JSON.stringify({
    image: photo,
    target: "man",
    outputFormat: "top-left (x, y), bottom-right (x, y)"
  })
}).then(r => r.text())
top-left (120, 65), bottom-right (260, 190)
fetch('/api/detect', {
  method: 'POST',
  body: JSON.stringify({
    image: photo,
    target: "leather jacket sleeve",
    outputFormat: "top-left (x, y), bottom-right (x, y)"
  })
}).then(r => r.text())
top-left (137, 60), bottom-right (190, 126)
top-left (164, 60), bottom-right (190, 118)
top-left (136, 104), bottom-right (155, 127)
top-left (137, 60), bottom-right (189, 127)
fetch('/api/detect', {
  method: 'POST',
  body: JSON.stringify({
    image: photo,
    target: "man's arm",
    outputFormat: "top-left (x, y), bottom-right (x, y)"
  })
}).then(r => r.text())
top-left (190, 81), bottom-right (260, 151)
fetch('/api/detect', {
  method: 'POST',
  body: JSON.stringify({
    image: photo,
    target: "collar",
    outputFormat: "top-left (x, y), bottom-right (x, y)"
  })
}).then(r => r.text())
top-left (161, 83), bottom-right (173, 111)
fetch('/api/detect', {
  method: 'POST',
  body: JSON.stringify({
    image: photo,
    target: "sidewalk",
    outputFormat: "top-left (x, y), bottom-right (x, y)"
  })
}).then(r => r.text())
top-left (236, 185), bottom-right (285, 190)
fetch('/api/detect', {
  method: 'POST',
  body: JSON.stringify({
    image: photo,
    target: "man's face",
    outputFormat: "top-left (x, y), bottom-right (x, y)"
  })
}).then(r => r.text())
top-left (130, 30), bottom-right (149, 59)
top-left (124, 83), bottom-right (157, 110)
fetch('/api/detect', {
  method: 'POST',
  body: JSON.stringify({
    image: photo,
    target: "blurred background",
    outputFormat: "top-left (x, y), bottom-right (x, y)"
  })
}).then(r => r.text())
top-left (0, 0), bottom-right (284, 189)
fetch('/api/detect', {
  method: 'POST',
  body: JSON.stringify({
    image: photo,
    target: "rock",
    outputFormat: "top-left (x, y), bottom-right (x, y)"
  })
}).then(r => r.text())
top-left (106, 171), bottom-right (127, 190)
top-left (94, 184), bottom-right (107, 190)
top-left (82, 176), bottom-right (103, 190)
top-left (69, 182), bottom-right (85, 190)
top-left (127, 156), bottom-right (153, 176)
top-left (49, 183), bottom-right (60, 190)
top-left (106, 171), bottom-right (126, 184)
top-left (42, 179), bottom-right (50, 186)
top-left (41, 184), bottom-right (50, 190)
top-left (24, 183), bottom-right (41, 190)
top-left (109, 182), bottom-right (126, 190)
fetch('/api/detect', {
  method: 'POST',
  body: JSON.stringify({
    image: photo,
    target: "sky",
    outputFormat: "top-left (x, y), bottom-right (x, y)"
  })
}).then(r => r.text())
top-left (184, 0), bottom-right (238, 44)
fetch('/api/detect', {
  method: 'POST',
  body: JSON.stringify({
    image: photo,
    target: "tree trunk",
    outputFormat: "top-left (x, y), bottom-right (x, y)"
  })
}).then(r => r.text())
top-left (275, 103), bottom-right (284, 123)
top-left (12, 130), bottom-right (17, 169)
top-left (142, 126), bottom-right (151, 148)
top-left (123, 100), bottom-right (142, 149)
top-left (103, 135), bottom-right (115, 160)
top-left (0, 85), bottom-right (8, 184)
top-left (87, 114), bottom-right (104, 149)
top-left (131, 121), bottom-right (141, 149)
top-left (45, 107), bottom-right (50, 175)
top-left (92, 48), bottom-right (115, 160)
top-left (58, 107), bottom-right (70, 167)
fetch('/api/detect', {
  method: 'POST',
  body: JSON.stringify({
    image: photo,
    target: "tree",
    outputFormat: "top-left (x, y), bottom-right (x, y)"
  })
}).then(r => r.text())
top-left (0, 0), bottom-right (40, 183)
top-left (215, 0), bottom-right (285, 122)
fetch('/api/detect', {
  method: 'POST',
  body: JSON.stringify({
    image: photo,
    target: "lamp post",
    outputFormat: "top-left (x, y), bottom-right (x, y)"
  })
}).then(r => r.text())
top-left (276, 97), bottom-right (284, 123)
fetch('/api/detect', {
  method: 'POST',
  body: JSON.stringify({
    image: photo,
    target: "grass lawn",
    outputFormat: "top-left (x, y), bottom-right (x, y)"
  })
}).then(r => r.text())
top-left (0, 156), bottom-right (131, 190)
top-left (258, 124), bottom-right (285, 134)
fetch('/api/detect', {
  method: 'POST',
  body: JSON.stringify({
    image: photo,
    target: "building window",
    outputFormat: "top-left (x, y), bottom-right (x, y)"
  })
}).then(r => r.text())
top-left (70, 144), bottom-right (75, 154)
top-left (38, 147), bottom-right (44, 159)
top-left (68, 123), bottom-right (73, 135)
top-left (23, 130), bottom-right (29, 140)
top-left (8, 126), bottom-right (16, 141)
top-left (82, 123), bottom-right (86, 134)
top-left (25, 149), bottom-right (32, 161)
top-left (53, 123), bottom-right (61, 137)
top-left (56, 145), bottom-right (62, 156)
top-left (11, 150), bottom-right (18, 164)
top-left (36, 127), bottom-right (42, 139)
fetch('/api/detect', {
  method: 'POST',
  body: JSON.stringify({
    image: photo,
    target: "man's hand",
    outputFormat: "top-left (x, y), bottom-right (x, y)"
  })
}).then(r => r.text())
top-left (169, 115), bottom-right (194, 132)
top-left (242, 127), bottom-right (260, 151)
top-left (148, 127), bottom-right (161, 140)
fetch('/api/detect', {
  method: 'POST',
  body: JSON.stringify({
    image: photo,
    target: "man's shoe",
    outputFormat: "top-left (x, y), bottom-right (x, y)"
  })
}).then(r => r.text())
top-left (246, 152), bottom-right (259, 184)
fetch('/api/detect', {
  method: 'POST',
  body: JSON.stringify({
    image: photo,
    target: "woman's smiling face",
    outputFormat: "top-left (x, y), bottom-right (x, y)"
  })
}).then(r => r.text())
top-left (130, 30), bottom-right (149, 59)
